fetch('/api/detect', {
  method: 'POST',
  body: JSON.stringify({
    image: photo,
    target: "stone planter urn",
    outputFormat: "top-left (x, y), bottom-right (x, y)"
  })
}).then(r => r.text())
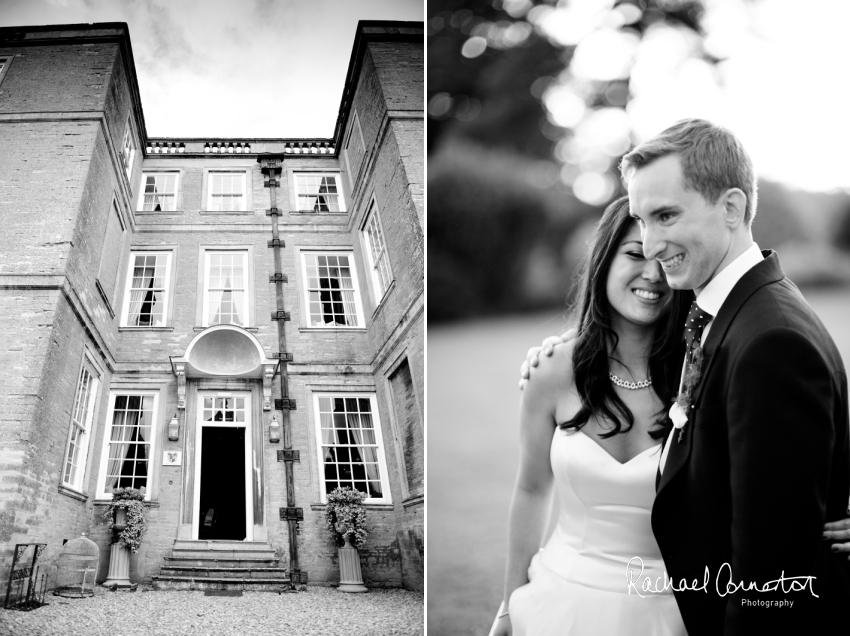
top-left (103, 507), bottom-right (136, 589)
top-left (336, 522), bottom-right (367, 593)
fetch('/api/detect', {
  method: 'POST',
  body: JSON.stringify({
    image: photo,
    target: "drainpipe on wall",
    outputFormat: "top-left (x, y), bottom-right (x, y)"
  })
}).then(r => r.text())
top-left (261, 156), bottom-right (302, 590)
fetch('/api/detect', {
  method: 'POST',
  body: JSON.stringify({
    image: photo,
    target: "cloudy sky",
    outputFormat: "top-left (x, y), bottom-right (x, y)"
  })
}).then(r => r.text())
top-left (0, 0), bottom-right (423, 138)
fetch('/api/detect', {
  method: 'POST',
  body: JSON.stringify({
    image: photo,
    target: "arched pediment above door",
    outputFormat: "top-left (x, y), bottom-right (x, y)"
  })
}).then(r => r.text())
top-left (170, 325), bottom-right (278, 410)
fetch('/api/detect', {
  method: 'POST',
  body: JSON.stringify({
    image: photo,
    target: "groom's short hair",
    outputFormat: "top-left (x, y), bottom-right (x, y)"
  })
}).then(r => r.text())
top-left (620, 119), bottom-right (758, 226)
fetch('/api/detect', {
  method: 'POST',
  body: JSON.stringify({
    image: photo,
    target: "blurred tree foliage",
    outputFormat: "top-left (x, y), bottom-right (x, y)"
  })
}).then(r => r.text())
top-left (428, 0), bottom-right (704, 158)
top-left (428, 0), bottom-right (708, 323)
top-left (429, 139), bottom-right (597, 321)
top-left (428, 0), bottom-right (850, 324)
top-left (428, 0), bottom-right (565, 159)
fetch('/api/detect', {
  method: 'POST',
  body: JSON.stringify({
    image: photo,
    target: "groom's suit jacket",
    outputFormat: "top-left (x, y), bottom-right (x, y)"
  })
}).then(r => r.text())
top-left (652, 251), bottom-right (850, 636)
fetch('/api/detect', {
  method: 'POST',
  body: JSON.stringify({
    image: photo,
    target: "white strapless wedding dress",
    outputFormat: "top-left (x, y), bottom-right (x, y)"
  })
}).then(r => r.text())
top-left (509, 429), bottom-right (686, 635)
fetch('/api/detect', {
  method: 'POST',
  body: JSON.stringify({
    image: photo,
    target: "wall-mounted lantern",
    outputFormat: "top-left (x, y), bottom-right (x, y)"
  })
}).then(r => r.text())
top-left (168, 414), bottom-right (180, 441)
top-left (269, 415), bottom-right (281, 444)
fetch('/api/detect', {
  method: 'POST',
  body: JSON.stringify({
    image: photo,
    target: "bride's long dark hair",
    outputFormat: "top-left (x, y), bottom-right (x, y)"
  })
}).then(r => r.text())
top-left (560, 196), bottom-right (692, 440)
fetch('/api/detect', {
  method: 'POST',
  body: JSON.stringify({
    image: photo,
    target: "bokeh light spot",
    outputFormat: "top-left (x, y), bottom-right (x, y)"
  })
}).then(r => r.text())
top-left (461, 36), bottom-right (488, 58)
top-left (543, 85), bottom-right (586, 128)
top-left (573, 171), bottom-right (617, 205)
top-left (428, 93), bottom-right (454, 120)
top-left (537, 2), bottom-right (615, 47)
top-left (571, 28), bottom-right (640, 81)
top-left (578, 107), bottom-right (633, 157)
top-left (502, 0), bottom-right (533, 19)
top-left (615, 3), bottom-right (643, 26)
top-left (427, 16), bottom-right (445, 36)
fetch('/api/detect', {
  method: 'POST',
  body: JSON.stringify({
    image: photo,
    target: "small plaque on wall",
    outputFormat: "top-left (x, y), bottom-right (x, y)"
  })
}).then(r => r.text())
top-left (163, 450), bottom-right (182, 466)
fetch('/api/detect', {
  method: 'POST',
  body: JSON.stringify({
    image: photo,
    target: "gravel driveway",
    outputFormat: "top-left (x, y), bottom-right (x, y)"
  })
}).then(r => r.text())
top-left (0, 586), bottom-right (423, 636)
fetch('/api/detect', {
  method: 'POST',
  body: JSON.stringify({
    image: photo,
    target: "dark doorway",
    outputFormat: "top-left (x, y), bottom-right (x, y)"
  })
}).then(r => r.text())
top-left (199, 426), bottom-right (246, 540)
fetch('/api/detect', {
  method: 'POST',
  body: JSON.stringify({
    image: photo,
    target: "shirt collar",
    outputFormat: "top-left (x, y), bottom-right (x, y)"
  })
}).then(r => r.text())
top-left (696, 243), bottom-right (763, 316)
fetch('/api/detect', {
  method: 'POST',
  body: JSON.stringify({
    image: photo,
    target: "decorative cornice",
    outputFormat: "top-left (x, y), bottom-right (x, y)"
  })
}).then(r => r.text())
top-left (143, 138), bottom-right (336, 156)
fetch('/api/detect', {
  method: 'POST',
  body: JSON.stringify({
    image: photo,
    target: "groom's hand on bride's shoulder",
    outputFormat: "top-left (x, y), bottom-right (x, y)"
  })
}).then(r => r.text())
top-left (518, 328), bottom-right (577, 390)
top-left (823, 508), bottom-right (850, 558)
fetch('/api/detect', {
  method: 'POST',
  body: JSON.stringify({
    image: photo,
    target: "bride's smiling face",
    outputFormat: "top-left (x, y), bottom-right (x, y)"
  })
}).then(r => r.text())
top-left (605, 223), bottom-right (672, 327)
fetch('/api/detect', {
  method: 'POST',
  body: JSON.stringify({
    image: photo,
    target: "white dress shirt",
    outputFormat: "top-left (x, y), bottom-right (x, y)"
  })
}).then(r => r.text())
top-left (659, 243), bottom-right (764, 474)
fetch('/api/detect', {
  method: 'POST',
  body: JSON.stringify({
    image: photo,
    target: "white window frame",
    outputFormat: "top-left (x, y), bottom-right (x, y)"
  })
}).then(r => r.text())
top-left (202, 250), bottom-right (250, 327)
top-left (361, 199), bottom-right (394, 303)
top-left (138, 172), bottom-right (180, 211)
top-left (95, 391), bottom-right (160, 501)
top-left (312, 392), bottom-right (392, 504)
top-left (120, 251), bottom-right (174, 327)
top-left (61, 352), bottom-right (101, 492)
top-left (207, 171), bottom-right (247, 212)
top-left (293, 173), bottom-right (346, 213)
top-left (300, 250), bottom-right (366, 328)
top-left (120, 118), bottom-right (135, 180)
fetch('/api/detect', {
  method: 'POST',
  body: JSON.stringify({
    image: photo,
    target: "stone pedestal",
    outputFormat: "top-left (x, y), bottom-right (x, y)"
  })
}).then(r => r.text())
top-left (104, 508), bottom-right (137, 589)
top-left (103, 542), bottom-right (135, 589)
top-left (337, 538), bottom-right (367, 593)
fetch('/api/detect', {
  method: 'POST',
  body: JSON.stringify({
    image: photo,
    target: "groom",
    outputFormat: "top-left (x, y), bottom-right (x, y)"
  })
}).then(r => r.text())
top-left (525, 119), bottom-right (850, 634)
top-left (624, 119), bottom-right (850, 635)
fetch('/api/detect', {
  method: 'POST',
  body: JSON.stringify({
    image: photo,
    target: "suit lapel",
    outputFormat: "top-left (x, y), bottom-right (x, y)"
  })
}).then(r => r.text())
top-left (656, 250), bottom-right (785, 494)
top-left (690, 250), bottom-right (784, 407)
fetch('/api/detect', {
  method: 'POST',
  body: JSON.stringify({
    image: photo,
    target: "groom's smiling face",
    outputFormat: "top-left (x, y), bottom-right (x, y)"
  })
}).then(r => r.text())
top-left (627, 154), bottom-right (730, 294)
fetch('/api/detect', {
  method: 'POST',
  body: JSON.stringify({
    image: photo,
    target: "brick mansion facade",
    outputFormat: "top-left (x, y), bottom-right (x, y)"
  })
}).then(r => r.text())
top-left (0, 20), bottom-right (423, 590)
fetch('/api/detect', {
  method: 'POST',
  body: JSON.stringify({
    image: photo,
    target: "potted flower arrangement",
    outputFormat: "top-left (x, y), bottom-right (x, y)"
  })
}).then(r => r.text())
top-left (102, 487), bottom-right (147, 589)
top-left (102, 487), bottom-right (148, 552)
top-left (325, 486), bottom-right (368, 593)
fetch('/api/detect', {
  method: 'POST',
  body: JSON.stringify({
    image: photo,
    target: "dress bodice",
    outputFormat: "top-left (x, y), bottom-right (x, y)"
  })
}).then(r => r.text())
top-left (539, 428), bottom-right (668, 593)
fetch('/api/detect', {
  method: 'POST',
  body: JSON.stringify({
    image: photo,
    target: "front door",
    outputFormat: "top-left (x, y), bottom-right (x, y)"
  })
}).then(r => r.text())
top-left (193, 392), bottom-right (253, 540)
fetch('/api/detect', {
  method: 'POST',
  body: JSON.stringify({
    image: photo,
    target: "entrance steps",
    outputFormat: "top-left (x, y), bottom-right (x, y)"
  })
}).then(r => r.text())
top-left (152, 540), bottom-right (291, 592)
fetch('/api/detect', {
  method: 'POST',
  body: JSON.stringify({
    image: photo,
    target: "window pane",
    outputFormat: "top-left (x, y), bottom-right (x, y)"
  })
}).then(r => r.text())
top-left (305, 253), bottom-right (359, 327)
top-left (210, 173), bottom-right (245, 211)
top-left (206, 253), bottom-right (246, 326)
top-left (63, 365), bottom-right (96, 487)
top-left (103, 394), bottom-right (154, 495)
top-left (142, 174), bottom-right (177, 211)
top-left (296, 175), bottom-right (341, 213)
top-left (127, 253), bottom-right (168, 327)
top-left (364, 206), bottom-right (393, 298)
top-left (317, 395), bottom-right (384, 501)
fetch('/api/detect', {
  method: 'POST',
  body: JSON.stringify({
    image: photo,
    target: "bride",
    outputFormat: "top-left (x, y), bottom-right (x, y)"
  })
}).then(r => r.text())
top-left (491, 196), bottom-right (690, 636)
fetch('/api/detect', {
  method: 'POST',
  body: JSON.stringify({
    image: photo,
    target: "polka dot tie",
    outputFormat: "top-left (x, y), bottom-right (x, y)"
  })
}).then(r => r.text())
top-left (684, 301), bottom-right (713, 349)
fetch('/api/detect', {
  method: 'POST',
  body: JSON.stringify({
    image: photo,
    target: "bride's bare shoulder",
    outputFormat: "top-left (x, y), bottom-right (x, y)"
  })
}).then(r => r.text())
top-left (525, 336), bottom-right (576, 399)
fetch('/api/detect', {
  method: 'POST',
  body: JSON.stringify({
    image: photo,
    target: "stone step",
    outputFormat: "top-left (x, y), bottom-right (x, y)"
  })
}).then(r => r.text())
top-left (172, 540), bottom-right (274, 552)
top-left (151, 575), bottom-right (291, 592)
top-left (169, 541), bottom-right (277, 562)
top-left (160, 566), bottom-right (289, 579)
top-left (164, 557), bottom-right (280, 569)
